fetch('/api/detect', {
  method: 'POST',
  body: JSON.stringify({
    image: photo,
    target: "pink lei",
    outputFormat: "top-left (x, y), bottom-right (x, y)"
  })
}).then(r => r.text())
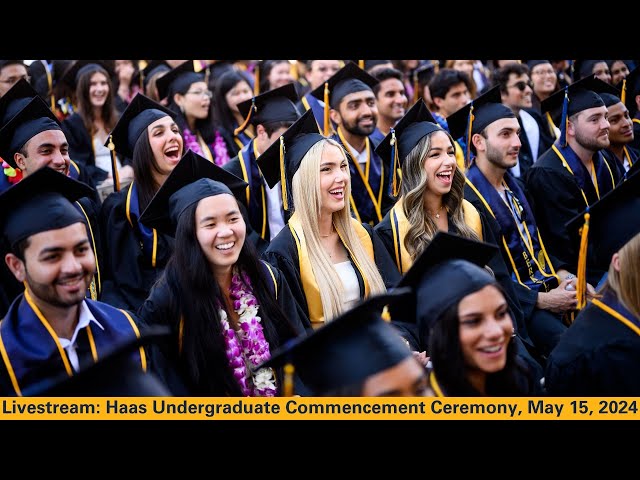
top-left (219, 269), bottom-right (277, 397)
top-left (182, 128), bottom-right (230, 167)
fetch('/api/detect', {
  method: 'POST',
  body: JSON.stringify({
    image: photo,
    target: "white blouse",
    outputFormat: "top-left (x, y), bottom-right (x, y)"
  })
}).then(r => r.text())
top-left (334, 260), bottom-right (360, 311)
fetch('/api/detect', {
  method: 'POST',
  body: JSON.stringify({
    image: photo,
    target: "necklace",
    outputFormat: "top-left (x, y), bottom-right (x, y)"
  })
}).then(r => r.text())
top-left (320, 223), bottom-right (336, 238)
top-left (428, 205), bottom-right (445, 219)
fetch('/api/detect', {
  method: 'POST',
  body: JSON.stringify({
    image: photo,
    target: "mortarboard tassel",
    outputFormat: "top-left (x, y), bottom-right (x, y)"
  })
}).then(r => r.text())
top-left (107, 134), bottom-right (120, 192)
top-left (381, 305), bottom-right (391, 322)
top-left (575, 211), bottom-right (590, 312)
top-left (390, 128), bottom-right (400, 197)
top-left (254, 64), bottom-right (260, 96)
top-left (279, 136), bottom-right (288, 211)
top-left (290, 60), bottom-right (299, 81)
top-left (465, 104), bottom-right (475, 169)
top-left (621, 78), bottom-right (627, 105)
top-left (43, 62), bottom-right (55, 112)
top-left (233, 98), bottom-right (256, 136)
top-left (358, 60), bottom-right (365, 70)
top-left (413, 71), bottom-right (420, 104)
top-left (323, 81), bottom-right (331, 136)
top-left (283, 363), bottom-right (295, 397)
top-left (560, 86), bottom-right (569, 147)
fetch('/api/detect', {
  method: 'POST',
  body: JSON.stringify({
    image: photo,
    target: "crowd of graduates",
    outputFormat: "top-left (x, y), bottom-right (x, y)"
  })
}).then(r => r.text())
top-left (0, 58), bottom-right (638, 397)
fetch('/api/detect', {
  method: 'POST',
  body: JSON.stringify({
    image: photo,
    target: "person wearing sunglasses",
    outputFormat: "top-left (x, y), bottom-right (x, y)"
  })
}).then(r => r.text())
top-left (493, 62), bottom-right (555, 181)
top-left (449, 86), bottom-right (578, 359)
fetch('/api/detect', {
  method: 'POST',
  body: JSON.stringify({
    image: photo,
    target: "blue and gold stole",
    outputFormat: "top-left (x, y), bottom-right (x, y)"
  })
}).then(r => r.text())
top-left (428, 370), bottom-right (446, 397)
top-left (591, 289), bottom-right (640, 335)
top-left (334, 128), bottom-right (385, 225)
top-left (125, 181), bottom-right (158, 267)
top-left (551, 142), bottom-right (616, 206)
top-left (0, 293), bottom-right (145, 396)
top-left (232, 121), bottom-right (254, 151)
top-left (301, 93), bottom-right (327, 133)
top-left (237, 140), bottom-right (269, 240)
top-left (465, 166), bottom-right (558, 292)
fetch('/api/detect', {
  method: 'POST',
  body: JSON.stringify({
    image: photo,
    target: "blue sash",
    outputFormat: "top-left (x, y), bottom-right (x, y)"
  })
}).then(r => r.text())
top-left (333, 131), bottom-right (386, 225)
top-left (553, 142), bottom-right (615, 204)
top-left (0, 295), bottom-right (143, 395)
top-left (126, 182), bottom-right (158, 267)
top-left (238, 140), bottom-right (269, 240)
top-left (466, 165), bottom-right (557, 291)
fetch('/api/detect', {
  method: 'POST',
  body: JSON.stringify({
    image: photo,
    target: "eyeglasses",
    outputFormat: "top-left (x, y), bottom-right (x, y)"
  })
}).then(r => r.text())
top-left (507, 80), bottom-right (533, 92)
top-left (0, 75), bottom-right (30, 86)
top-left (185, 90), bottom-right (213, 99)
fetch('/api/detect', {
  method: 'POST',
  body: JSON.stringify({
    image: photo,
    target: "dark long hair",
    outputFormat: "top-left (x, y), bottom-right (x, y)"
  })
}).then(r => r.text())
top-left (75, 65), bottom-right (119, 136)
top-left (211, 70), bottom-right (252, 133)
top-left (166, 77), bottom-right (217, 144)
top-left (428, 283), bottom-right (529, 396)
top-left (132, 129), bottom-right (165, 212)
top-left (162, 201), bottom-right (296, 395)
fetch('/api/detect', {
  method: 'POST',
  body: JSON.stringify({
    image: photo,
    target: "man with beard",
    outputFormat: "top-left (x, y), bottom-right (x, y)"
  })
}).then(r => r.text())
top-left (0, 93), bottom-right (104, 317)
top-left (526, 75), bottom-right (622, 287)
top-left (0, 168), bottom-right (147, 396)
top-left (309, 62), bottom-right (394, 225)
top-left (450, 87), bottom-right (578, 357)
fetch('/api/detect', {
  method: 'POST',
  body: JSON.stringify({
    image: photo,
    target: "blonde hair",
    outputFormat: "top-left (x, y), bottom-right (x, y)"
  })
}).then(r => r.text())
top-left (604, 232), bottom-right (640, 319)
top-left (402, 130), bottom-right (478, 260)
top-left (291, 139), bottom-right (386, 321)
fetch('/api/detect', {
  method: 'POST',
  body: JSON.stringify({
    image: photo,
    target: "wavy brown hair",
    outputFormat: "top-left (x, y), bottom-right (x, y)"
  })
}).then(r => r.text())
top-left (401, 131), bottom-right (478, 260)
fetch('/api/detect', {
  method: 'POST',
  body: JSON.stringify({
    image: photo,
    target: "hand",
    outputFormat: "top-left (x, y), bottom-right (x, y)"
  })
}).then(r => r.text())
top-left (586, 282), bottom-right (598, 299)
top-left (536, 278), bottom-right (578, 313)
top-left (412, 351), bottom-right (430, 367)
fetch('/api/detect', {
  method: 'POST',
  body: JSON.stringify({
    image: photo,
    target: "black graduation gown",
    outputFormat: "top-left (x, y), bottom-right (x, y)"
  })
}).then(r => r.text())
top-left (61, 113), bottom-right (110, 189)
top-left (525, 146), bottom-right (620, 286)
top-left (516, 108), bottom-right (555, 180)
top-left (262, 222), bottom-right (400, 323)
top-left (137, 262), bottom-right (310, 395)
top-left (0, 195), bottom-right (104, 318)
top-left (99, 186), bottom-right (174, 311)
top-left (631, 117), bottom-right (640, 151)
top-left (545, 295), bottom-right (640, 395)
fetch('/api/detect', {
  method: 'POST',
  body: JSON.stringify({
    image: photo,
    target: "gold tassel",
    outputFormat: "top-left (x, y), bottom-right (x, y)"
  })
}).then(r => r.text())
top-left (413, 73), bottom-right (419, 104)
top-left (107, 134), bottom-right (120, 192)
top-left (234, 98), bottom-right (256, 136)
top-left (290, 60), bottom-right (299, 81)
top-left (381, 305), bottom-right (391, 322)
top-left (323, 82), bottom-right (331, 136)
top-left (254, 64), bottom-right (260, 96)
top-left (621, 79), bottom-right (627, 105)
top-left (390, 129), bottom-right (400, 196)
top-left (283, 363), bottom-right (295, 397)
top-left (465, 105), bottom-right (475, 169)
top-left (576, 212), bottom-right (590, 311)
top-left (358, 60), bottom-right (365, 70)
top-left (279, 136), bottom-right (288, 211)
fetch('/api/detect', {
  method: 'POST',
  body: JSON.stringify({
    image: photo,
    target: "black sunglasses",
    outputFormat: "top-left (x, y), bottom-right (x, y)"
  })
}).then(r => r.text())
top-left (508, 80), bottom-right (534, 92)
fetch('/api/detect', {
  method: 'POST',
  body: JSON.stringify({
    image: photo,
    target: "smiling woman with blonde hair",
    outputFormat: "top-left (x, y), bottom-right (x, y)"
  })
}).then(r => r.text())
top-left (261, 111), bottom-right (399, 327)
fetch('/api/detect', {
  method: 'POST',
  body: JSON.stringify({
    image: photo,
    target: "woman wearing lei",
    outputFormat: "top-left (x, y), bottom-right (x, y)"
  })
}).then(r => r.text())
top-left (138, 150), bottom-right (310, 396)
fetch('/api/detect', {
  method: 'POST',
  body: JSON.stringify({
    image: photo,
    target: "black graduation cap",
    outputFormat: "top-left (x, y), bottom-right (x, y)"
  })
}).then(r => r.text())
top-left (308, 61), bottom-right (379, 135)
top-left (541, 74), bottom-right (620, 146)
top-left (155, 60), bottom-right (204, 101)
top-left (133, 60), bottom-right (171, 90)
top-left (599, 91), bottom-right (622, 108)
top-left (572, 59), bottom-right (606, 81)
top-left (374, 99), bottom-right (441, 196)
top-left (390, 232), bottom-right (499, 337)
top-left (525, 60), bottom-right (552, 71)
top-left (253, 289), bottom-right (413, 396)
top-left (256, 109), bottom-right (324, 212)
top-left (0, 95), bottom-right (61, 168)
top-left (0, 78), bottom-right (39, 126)
top-left (0, 167), bottom-right (94, 248)
top-left (617, 66), bottom-right (640, 116)
top-left (233, 83), bottom-right (300, 136)
top-left (206, 60), bottom-right (236, 84)
top-left (139, 149), bottom-right (248, 236)
top-left (414, 61), bottom-right (438, 85)
top-left (565, 169), bottom-right (640, 309)
top-left (60, 60), bottom-right (115, 90)
top-left (22, 326), bottom-right (173, 397)
top-left (363, 60), bottom-right (392, 72)
top-left (106, 93), bottom-right (176, 160)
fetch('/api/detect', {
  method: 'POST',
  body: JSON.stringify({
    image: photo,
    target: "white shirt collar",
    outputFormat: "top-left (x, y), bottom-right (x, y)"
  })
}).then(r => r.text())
top-left (58, 301), bottom-right (105, 348)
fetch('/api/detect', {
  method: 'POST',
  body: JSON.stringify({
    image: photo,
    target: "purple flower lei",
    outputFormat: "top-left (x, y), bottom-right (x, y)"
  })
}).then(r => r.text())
top-left (182, 128), bottom-right (230, 167)
top-left (219, 269), bottom-right (276, 397)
